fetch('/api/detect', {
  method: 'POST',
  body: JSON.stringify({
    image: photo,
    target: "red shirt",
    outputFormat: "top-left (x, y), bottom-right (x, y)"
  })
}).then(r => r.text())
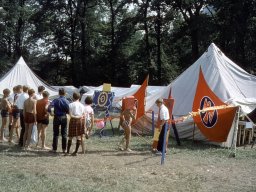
top-left (36, 99), bottom-right (49, 120)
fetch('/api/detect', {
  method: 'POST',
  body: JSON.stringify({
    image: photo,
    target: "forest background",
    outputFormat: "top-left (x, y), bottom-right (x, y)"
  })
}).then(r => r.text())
top-left (0, 0), bottom-right (255, 87)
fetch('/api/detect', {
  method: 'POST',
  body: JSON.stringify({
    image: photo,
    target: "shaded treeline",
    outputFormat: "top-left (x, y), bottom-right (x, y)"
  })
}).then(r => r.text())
top-left (0, 0), bottom-right (255, 87)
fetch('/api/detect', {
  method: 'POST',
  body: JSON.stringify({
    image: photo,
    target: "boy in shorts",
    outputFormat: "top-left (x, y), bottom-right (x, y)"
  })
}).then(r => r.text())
top-left (118, 106), bottom-right (137, 152)
top-left (36, 91), bottom-right (50, 149)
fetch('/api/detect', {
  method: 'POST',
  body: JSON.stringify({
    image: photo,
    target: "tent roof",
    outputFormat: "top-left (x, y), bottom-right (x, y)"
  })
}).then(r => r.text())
top-left (168, 43), bottom-right (256, 116)
top-left (0, 56), bottom-right (58, 97)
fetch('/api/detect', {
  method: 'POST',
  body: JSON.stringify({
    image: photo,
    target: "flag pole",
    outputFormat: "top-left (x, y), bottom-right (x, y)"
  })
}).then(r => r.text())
top-left (161, 123), bottom-right (169, 165)
top-left (152, 111), bottom-right (155, 135)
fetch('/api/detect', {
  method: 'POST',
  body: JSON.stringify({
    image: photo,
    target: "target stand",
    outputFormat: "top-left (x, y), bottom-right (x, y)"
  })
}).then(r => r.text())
top-left (92, 90), bottom-right (115, 137)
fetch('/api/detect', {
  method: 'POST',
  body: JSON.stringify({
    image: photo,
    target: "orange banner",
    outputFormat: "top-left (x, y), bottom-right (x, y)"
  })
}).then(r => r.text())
top-left (192, 68), bottom-right (238, 142)
top-left (133, 75), bottom-right (149, 120)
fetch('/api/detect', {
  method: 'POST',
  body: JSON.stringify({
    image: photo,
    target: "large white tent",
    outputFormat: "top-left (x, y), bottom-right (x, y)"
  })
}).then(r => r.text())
top-left (52, 85), bottom-right (78, 97)
top-left (153, 43), bottom-right (256, 146)
top-left (0, 56), bottom-right (58, 97)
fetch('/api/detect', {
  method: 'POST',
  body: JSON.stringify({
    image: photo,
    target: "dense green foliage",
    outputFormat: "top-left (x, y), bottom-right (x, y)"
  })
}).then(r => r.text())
top-left (0, 0), bottom-right (255, 86)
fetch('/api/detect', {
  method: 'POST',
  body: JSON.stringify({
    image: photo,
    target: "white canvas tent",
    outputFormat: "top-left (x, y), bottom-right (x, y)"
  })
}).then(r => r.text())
top-left (52, 85), bottom-right (78, 96)
top-left (0, 56), bottom-right (58, 97)
top-left (153, 43), bottom-right (256, 146)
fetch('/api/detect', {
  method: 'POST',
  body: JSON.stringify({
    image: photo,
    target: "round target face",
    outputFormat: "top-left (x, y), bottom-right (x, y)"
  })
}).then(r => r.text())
top-left (98, 92), bottom-right (108, 107)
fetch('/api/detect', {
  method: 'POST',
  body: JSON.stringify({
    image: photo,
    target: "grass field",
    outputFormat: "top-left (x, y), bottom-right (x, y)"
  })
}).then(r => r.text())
top-left (0, 120), bottom-right (256, 192)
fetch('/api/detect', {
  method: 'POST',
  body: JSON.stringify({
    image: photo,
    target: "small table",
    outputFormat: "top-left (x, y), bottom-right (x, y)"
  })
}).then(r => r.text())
top-left (237, 121), bottom-right (253, 146)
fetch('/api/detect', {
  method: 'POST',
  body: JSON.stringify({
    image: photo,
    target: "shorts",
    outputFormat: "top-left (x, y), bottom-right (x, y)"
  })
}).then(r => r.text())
top-left (37, 118), bottom-right (49, 125)
top-left (12, 109), bottom-right (20, 119)
top-left (68, 118), bottom-right (85, 137)
top-left (24, 112), bottom-right (36, 124)
top-left (1, 110), bottom-right (9, 118)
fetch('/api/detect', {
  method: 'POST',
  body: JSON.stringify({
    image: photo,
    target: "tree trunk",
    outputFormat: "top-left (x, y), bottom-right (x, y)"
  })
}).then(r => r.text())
top-left (156, 1), bottom-right (162, 84)
top-left (15, 0), bottom-right (25, 57)
top-left (190, 28), bottom-right (199, 62)
top-left (109, 0), bottom-right (116, 83)
top-left (80, 0), bottom-right (87, 84)
top-left (143, 0), bottom-right (151, 80)
top-left (68, 0), bottom-right (78, 86)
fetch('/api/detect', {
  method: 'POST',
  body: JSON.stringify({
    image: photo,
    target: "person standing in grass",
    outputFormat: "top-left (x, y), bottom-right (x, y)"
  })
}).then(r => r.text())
top-left (36, 91), bottom-right (50, 149)
top-left (118, 106), bottom-right (137, 152)
top-left (8, 86), bottom-right (17, 134)
top-left (81, 96), bottom-right (94, 153)
top-left (0, 89), bottom-right (12, 142)
top-left (50, 88), bottom-right (69, 153)
top-left (9, 85), bottom-right (25, 145)
top-left (84, 96), bottom-right (94, 138)
top-left (155, 98), bottom-right (170, 154)
top-left (66, 92), bottom-right (85, 156)
top-left (16, 85), bottom-right (29, 146)
top-left (23, 89), bottom-right (37, 150)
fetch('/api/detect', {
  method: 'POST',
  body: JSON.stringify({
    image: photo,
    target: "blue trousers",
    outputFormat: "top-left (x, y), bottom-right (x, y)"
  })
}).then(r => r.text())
top-left (157, 123), bottom-right (168, 152)
top-left (52, 115), bottom-right (67, 151)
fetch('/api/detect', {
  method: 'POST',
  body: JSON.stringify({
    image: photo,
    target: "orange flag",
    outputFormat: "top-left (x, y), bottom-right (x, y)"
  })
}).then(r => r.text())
top-left (163, 98), bottom-right (175, 124)
top-left (133, 75), bottom-right (149, 120)
top-left (192, 68), bottom-right (238, 142)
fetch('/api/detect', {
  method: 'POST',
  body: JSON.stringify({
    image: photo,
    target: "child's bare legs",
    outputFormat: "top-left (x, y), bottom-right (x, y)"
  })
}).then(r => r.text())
top-left (118, 123), bottom-right (131, 151)
top-left (118, 136), bottom-right (125, 150)
top-left (15, 127), bottom-right (20, 140)
top-left (41, 124), bottom-right (49, 149)
top-left (124, 125), bottom-right (132, 151)
top-left (9, 118), bottom-right (18, 143)
top-left (23, 123), bottom-right (33, 149)
top-left (36, 123), bottom-right (42, 147)
top-left (15, 119), bottom-right (20, 141)
top-left (0, 117), bottom-right (8, 141)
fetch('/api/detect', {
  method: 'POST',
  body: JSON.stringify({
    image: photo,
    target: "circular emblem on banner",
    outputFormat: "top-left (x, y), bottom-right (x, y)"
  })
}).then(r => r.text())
top-left (98, 92), bottom-right (108, 107)
top-left (199, 96), bottom-right (218, 128)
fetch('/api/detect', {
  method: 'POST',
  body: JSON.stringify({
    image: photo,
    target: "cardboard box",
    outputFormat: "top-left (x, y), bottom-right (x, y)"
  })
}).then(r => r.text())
top-left (103, 83), bottom-right (111, 92)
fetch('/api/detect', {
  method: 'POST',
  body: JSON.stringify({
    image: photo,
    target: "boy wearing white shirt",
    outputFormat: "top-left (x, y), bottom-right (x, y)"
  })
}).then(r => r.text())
top-left (155, 98), bottom-right (170, 153)
top-left (66, 92), bottom-right (85, 156)
top-left (16, 85), bottom-right (29, 147)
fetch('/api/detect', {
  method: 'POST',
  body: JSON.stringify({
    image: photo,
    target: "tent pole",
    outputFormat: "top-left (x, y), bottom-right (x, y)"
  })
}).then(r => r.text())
top-left (152, 111), bottom-right (155, 135)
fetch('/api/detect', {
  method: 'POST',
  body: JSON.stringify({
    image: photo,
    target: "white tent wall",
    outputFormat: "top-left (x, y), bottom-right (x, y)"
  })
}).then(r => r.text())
top-left (52, 86), bottom-right (78, 97)
top-left (78, 86), bottom-right (97, 94)
top-left (0, 57), bottom-right (58, 97)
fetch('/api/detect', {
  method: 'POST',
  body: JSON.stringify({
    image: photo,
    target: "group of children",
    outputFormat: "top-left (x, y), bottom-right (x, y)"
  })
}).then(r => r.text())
top-left (0, 85), bottom-right (140, 155)
top-left (0, 85), bottom-right (51, 149)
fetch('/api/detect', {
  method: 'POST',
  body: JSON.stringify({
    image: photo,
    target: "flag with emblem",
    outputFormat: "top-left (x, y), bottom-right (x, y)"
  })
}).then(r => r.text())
top-left (192, 67), bottom-right (238, 142)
